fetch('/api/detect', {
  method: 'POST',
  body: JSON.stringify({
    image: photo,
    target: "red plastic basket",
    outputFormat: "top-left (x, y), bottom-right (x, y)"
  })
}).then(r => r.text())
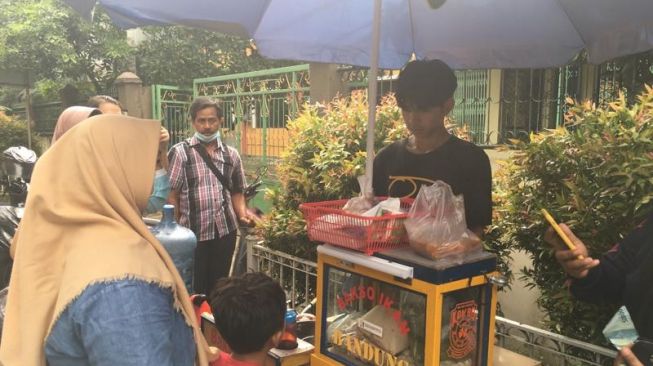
top-left (299, 197), bottom-right (413, 255)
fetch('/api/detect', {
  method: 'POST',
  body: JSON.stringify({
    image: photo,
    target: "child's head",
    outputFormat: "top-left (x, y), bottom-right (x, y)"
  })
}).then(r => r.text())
top-left (395, 59), bottom-right (457, 112)
top-left (209, 272), bottom-right (286, 355)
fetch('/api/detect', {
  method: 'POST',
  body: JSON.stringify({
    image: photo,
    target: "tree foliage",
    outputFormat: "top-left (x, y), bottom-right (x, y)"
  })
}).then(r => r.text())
top-left (488, 86), bottom-right (653, 344)
top-left (0, 111), bottom-right (44, 155)
top-left (136, 26), bottom-right (295, 87)
top-left (0, 0), bottom-right (132, 95)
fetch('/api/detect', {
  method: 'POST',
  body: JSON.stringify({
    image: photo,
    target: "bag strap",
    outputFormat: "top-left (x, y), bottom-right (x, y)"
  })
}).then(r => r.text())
top-left (188, 143), bottom-right (232, 192)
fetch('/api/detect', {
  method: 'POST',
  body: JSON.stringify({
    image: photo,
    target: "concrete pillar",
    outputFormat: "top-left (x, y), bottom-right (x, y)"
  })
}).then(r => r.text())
top-left (114, 72), bottom-right (151, 118)
top-left (486, 69), bottom-right (502, 145)
top-left (309, 63), bottom-right (346, 104)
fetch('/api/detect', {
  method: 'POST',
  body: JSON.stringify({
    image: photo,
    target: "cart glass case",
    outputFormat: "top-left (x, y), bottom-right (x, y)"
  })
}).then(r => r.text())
top-left (324, 266), bottom-right (427, 366)
top-left (312, 245), bottom-right (498, 366)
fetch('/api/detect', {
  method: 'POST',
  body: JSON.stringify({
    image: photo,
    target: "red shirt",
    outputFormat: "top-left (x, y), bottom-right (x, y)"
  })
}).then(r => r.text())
top-left (210, 352), bottom-right (262, 366)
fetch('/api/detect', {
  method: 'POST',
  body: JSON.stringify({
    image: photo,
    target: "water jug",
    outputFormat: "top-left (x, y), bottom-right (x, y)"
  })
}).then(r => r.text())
top-left (151, 204), bottom-right (197, 292)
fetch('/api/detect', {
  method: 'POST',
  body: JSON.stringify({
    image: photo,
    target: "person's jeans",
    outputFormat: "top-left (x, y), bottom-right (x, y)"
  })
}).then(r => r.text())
top-left (45, 279), bottom-right (196, 366)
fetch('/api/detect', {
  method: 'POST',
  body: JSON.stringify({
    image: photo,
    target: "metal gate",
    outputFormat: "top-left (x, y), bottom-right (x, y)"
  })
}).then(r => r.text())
top-left (152, 85), bottom-right (193, 146)
top-left (597, 51), bottom-right (653, 106)
top-left (452, 70), bottom-right (489, 144)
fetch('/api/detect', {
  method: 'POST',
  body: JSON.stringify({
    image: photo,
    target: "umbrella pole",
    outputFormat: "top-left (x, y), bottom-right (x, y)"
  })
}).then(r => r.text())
top-left (365, 0), bottom-right (382, 197)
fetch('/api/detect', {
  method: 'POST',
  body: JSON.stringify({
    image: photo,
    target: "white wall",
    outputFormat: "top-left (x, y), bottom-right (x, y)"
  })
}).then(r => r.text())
top-left (485, 148), bottom-right (545, 326)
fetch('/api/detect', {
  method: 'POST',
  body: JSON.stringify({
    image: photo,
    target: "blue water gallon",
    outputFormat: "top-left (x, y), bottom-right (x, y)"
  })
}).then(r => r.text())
top-left (151, 204), bottom-right (197, 293)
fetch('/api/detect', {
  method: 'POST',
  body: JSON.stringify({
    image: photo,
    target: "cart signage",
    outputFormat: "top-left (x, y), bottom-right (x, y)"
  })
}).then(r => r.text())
top-left (446, 300), bottom-right (478, 359)
top-left (331, 329), bottom-right (410, 366)
top-left (337, 284), bottom-right (411, 335)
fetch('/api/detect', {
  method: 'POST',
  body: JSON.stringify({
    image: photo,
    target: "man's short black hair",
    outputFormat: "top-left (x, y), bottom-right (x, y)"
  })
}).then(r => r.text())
top-left (209, 272), bottom-right (286, 354)
top-left (189, 96), bottom-right (223, 120)
top-left (87, 95), bottom-right (122, 109)
top-left (395, 59), bottom-right (457, 111)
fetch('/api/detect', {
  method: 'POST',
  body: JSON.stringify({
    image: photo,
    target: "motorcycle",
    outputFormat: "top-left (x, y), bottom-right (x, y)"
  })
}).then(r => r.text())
top-left (0, 146), bottom-right (36, 289)
top-left (0, 146), bottom-right (37, 341)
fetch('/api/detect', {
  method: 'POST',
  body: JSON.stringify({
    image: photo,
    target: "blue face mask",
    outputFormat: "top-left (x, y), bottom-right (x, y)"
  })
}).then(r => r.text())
top-left (144, 169), bottom-right (171, 215)
top-left (194, 130), bottom-right (221, 143)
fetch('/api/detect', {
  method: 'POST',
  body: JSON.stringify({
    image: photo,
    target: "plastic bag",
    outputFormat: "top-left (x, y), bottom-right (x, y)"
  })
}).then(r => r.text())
top-left (603, 305), bottom-right (639, 349)
top-left (0, 286), bottom-right (8, 342)
top-left (404, 182), bottom-right (481, 263)
top-left (342, 176), bottom-right (376, 214)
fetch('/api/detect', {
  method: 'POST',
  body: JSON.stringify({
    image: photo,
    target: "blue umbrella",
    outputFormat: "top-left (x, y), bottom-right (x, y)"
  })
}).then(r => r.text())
top-left (63, 0), bottom-right (653, 190)
top-left (64, 0), bottom-right (653, 69)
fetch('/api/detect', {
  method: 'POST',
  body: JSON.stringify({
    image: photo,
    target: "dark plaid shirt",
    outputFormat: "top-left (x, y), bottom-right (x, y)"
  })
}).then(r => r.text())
top-left (168, 135), bottom-right (245, 241)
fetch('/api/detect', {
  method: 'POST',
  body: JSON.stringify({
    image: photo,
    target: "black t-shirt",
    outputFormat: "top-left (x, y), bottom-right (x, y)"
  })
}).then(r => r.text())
top-left (372, 136), bottom-right (492, 229)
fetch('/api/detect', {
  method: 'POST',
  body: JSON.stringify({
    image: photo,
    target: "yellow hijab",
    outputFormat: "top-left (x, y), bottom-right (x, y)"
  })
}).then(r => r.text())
top-left (0, 114), bottom-right (211, 365)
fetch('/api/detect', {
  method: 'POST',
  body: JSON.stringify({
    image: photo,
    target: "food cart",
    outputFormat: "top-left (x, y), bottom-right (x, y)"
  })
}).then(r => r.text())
top-left (299, 194), bottom-right (501, 366)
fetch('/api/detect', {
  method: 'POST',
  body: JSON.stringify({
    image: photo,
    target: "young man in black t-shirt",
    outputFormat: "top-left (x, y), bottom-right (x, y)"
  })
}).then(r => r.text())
top-left (372, 60), bottom-right (492, 236)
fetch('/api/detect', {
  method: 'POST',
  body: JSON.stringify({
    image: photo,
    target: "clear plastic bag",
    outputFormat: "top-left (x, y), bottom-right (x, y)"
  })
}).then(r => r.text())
top-left (404, 182), bottom-right (481, 263)
top-left (342, 176), bottom-right (376, 214)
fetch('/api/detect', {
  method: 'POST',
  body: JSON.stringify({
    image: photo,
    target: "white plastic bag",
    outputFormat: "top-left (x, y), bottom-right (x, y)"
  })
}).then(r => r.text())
top-left (342, 176), bottom-right (376, 214)
top-left (404, 182), bottom-right (481, 262)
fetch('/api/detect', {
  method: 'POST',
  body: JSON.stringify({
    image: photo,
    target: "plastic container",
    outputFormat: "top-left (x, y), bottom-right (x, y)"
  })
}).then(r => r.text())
top-left (277, 309), bottom-right (298, 350)
top-left (299, 197), bottom-right (413, 255)
top-left (151, 204), bottom-right (197, 292)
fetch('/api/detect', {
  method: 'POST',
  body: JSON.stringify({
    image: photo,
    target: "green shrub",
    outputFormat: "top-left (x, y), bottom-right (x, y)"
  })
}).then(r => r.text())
top-left (259, 92), bottom-right (405, 260)
top-left (0, 111), bottom-right (44, 155)
top-left (488, 86), bottom-right (653, 344)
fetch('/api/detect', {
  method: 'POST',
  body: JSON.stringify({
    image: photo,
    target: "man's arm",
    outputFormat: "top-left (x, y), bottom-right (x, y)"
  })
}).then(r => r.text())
top-left (231, 192), bottom-right (250, 225)
top-left (546, 222), bottom-right (644, 304)
top-left (156, 127), bottom-right (170, 171)
top-left (569, 233), bottom-right (641, 304)
top-left (166, 145), bottom-right (185, 221)
top-left (470, 226), bottom-right (485, 238)
top-left (167, 189), bottom-right (181, 221)
top-left (228, 150), bottom-right (257, 226)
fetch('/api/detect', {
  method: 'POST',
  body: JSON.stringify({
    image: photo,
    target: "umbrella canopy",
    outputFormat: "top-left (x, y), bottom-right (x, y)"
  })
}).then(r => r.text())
top-left (65, 0), bottom-right (653, 69)
top-left (63, 0), bottom-right (653, 193)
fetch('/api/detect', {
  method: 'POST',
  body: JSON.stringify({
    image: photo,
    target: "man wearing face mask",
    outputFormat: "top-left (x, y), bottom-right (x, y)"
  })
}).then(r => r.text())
top-left (167, 97), bottom-right (255, 295)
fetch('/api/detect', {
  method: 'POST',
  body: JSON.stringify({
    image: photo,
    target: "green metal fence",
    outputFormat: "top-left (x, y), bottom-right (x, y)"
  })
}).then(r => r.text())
top-left (152, 85), bottom-right (194, 146)
top-left (11, 101), bottom-right (65, 137)
top-left (342, 67), bottom-right (399, 100)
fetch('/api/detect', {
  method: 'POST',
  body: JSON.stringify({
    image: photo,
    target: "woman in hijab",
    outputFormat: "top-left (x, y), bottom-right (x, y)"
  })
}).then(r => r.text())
top-left (0, 114), bottom-right (212, 365)
top-left (50, 105), bottom-right (170, 215)
top-left (51, 106), bottom-right (102, 144)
